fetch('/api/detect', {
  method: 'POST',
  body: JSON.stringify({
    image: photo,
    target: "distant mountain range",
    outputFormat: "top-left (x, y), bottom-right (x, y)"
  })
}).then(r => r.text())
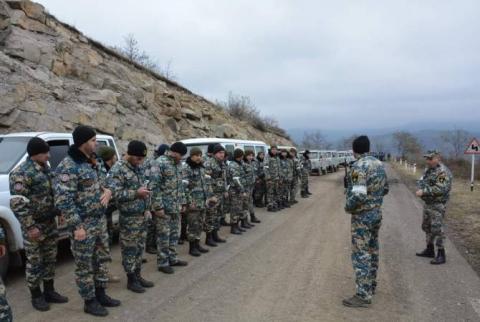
top-left (288, 121), bottom-right (480, 154)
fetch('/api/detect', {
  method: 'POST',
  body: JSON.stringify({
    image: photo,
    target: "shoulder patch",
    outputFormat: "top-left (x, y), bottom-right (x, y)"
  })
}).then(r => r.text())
top-left (60, 174), bottom-right (70, 182)
top-left (14, 182), bottom-right (23, 191)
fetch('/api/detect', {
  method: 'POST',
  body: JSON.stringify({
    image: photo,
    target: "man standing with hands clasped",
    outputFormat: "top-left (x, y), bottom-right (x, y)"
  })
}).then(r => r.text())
top-left (343, 135), bottom-right (389, 308)
top-left (55, 125), bottom-right (121, 317)
top-left (107, 140), bottom-right (154, 293)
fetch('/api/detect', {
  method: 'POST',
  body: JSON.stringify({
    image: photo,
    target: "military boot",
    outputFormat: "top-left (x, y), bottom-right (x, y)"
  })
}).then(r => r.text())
top-left (95, 287), bottom-right (121, 307)
top-left (135, 269), bottom-right (154, 288)
top-left (43, 280), bottom-right (69, 304)
top-left (189, 241), bottom-right (201, 257)
top-left (416, 243), bottom-right (435, 258)
top-left (220, 217), bottom-right (230, 227)
top-left (342, 295), bottom-right (371, 308)
top-left (196, 240), bottom-right (209, 253)
top-left (145, 244), bottom-right (157, 255)
top-left (250, 212), bottom-right (261, 223)
top-left (84, 298), bottom-right (108, 317)
top-left (30, 287), bottom-right (50, 311)
top-left (205, 232), bottom-right (217, 247)
top-left (231, 223), bottom-right (242, 235)
top-left (431, 249), bottom-right (446, 265)
top-left (301, 193), bottom-right (308, 198)
top-left (178, 220), bottom-right (187, 245)
top-left (212, 230), bottom-right (226, 243)
top-left (241, 219), bottom-right (252, 229)
top-left (127, 273), bottom-right (145, 293)
top-left (237, 221), bottom-right (247, 232)
top-left (306, 188), bottom-right (313, 195)
top-left (267, 206), bottom-right (276, 212)
top-left (170, 259), bottom-right (188, 267)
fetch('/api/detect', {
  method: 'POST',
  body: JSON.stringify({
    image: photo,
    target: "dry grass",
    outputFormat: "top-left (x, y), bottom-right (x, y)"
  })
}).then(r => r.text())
top-left (392, 162), bottom-right (480, 274)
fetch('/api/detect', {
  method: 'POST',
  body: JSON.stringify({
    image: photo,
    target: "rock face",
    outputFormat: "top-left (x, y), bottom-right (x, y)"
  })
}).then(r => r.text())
top-left (0, 0), bottom-right (291, 151)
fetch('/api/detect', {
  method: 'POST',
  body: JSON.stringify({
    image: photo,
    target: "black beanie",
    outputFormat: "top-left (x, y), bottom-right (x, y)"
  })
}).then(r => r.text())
top-left (213, 144), bottom-right (225, 155)
top-left (233, 148), bottom-right (244, 159)
top-left (170, 142), bottom-right (187, 156)
top-left (73, 125), bottom-right (96, 147)
top-left (207, 143), bottom-right (216, 154)
top-left (128, 140), bottom-right (147, 157)
top-left (352, 135), bottom-right (370, 154)
top-left (155, 144), bottom-right (170, 156)
top-left (27, 137), bottom-right (49, 157)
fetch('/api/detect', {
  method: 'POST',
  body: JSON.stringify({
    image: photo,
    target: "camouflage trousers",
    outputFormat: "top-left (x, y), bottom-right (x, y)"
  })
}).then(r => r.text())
top-left (70, 216), bottom-right (110, 300)
top-left (351, 209), bottom-right (382, 301)
top-left (266, 179), bottom-right (279, 208)
top-left (300, 170), bottom-right (309, 194)
top-left (187, 209), bottom-right (205, 241)
top-left (254, 179), bottom-right (266, 206)
top-left (205, 193), bottom-right (224, 232)
top-left (23, 219), bottom-right (58, 289)
top-left (120, 215), bottom-right (147, 274)
top-left (280, 179), bottom-right (292, 204)
top-left (290, 177), bottom-right (299, 202)
top-left (146, 216), bottom-right (157, 249)
top-left (422, 203), bottom-right (446, 249)
top-left (0, 277), bottom-right (12, 322)
top-left (156, 212), bottom-right (180, 267)
top-left (244, 187), bottom-right (255, 218)
top-left (230, 191), bottom-right (245, 224)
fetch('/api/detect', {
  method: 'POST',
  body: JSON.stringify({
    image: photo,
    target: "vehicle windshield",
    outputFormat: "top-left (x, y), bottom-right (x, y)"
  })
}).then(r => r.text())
top-left (0, 137), bottom-right (30, 174)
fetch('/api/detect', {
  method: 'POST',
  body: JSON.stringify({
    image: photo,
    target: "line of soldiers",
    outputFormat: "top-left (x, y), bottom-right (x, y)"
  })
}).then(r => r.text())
top-left (5, 125), bottom-right (311, 318)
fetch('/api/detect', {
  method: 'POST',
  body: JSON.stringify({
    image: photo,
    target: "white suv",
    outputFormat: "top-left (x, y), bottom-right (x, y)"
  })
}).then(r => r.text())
top-left (0, 132), bottom-right (120, 277)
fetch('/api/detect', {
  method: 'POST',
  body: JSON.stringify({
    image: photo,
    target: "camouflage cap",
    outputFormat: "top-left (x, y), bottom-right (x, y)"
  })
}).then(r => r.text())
top-left (423, 150), bottom-right (440, 159)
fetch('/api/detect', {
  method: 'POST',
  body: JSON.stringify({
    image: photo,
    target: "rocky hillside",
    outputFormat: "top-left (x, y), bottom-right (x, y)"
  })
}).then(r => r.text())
top-left (0, 0), bottom-right (291, 151)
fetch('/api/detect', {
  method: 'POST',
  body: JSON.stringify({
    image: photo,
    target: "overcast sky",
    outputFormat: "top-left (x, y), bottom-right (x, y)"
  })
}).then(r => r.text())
top-left (37, 0), bottom-right (480, 132)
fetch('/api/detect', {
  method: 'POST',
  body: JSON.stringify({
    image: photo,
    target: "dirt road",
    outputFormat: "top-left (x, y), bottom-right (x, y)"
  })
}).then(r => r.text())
top-left (6, 165), bottom-right (480, 321)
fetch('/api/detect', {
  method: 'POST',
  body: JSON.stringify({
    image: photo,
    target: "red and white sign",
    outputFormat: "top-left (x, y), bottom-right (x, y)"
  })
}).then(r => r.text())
top-left (465, 138), bottom-right (480, 155)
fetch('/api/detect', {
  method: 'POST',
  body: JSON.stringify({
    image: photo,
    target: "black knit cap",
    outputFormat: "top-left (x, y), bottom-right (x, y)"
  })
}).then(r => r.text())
top-left (233, 148), bottom-right (244, 159)
top-left (213, 144), bottom-right (225, 155)
top-left (170, 142), bottom-right (188, 156)
top-left (352, 135), bottom-right (370, 154)
top-left (73, 125), bottom-right (96, 147)
top-left (207, 143), bottom-right (216, 154)
top-left (155, 144), bottom-right (170, 156)
top-left (27, 137), bottom-right (49, 157)
top-left (128, 140), bottom-right (147, 157)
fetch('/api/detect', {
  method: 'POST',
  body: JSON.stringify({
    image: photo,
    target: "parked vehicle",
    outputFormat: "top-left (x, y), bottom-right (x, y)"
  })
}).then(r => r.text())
top-left (299, 150), bottom-right (329, 175)
top-left (180, 138), bottom-right (269, 161)
top-left (0, 132), bottom-right (120, 277)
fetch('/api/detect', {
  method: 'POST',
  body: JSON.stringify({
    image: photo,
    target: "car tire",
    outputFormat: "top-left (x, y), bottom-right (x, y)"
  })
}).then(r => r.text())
top-left (0, 228), bottom-right (10, 279)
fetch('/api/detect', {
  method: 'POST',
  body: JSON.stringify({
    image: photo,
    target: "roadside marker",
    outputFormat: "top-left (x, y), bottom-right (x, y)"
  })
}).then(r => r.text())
top-left (464, 138), bottom-right (480, 192)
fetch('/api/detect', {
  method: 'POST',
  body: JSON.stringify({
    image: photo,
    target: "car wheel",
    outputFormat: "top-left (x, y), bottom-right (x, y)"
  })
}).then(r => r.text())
top-left (0, 229), bottom-right (10, 279)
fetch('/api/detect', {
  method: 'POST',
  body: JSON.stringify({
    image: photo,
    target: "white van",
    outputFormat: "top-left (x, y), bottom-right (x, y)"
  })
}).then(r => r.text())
top-left (180, 138), bottom-right (269, 160)
top-left (0, 132), bottom-right (120, 276)
top-left (299, 150), bottom-right (329, 175)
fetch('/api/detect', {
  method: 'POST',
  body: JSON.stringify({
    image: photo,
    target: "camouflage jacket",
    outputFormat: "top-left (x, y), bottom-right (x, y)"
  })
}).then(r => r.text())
top-left (9, 158), bottom-right (58, 230)
top-left (418, 163), bottom-right (452, 204)
top-left (204, 157), bottom-right (227, 194)
top-left (149, 155), bottom-right (186, 214)
top-left (242, 160), bottom-right (256, 189)
top-left (265, 154), bottom-right (280, 181)
top-left (292, 156), bottom-right (301, 178)
top-left (300, 156), bottom-right (312, 172)
top-left (345, 155), bottom-right (389, 214)
top-left (107, 160), bottom-right (149, 216)
top-left (280, 158), bottom-right (294, 181)
top-left (54, 146), bottom-right (109, 229)
top-left (228, 160), bottom-right (246, 194)
top-left (183, 158), bottom-right (213, 210)
top-left (0, 226), bottom-right (4, 244)
top-left (254, 158), bottom-right (265, 180)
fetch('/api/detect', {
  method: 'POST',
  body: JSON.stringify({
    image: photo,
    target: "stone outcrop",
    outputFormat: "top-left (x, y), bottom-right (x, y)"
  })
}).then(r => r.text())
top-left (0, 0), bottom-right (291, 151)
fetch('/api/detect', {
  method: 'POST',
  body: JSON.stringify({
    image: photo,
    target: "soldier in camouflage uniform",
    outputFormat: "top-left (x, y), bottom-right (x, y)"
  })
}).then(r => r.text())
top-left (279, 149), bottom-right (293, 208)
top-left (228, 149), bottom-right (248, 234)
top-left (9, 137), bottom-right (68, 311)
top-left (203, 144), bottom-right (228, 246)
top-left (343, 136), bottom-right (389, 308)
top-left (415, 150), bottom-right (452, 265)
top-left (54, 126), bottom-right (120, 317)
top-left (289, 148), bottom-right (301, 205)
top-left (183, 148), bottom-right (217, 257)
top-left (149, 142), bottom-right (189, 274)
top-left (107, 141), bottom-right (154, 293)
top-left (144, 144), bottom-right (169, 254)
top-left (266, 146), bottom-right (281, 212)
top-left (0, 226), bottom-right (12, 322)
top-left (300, 150), bottom-right (312, 198)
top-left (253, 151), bottom-right (266, 207)
top-left (243, 150), bottom-right (261, 224)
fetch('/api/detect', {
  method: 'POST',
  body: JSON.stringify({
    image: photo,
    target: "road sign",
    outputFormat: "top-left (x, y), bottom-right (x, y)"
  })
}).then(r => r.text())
top-left (465, 138), bottom-right (480, 155)
top-left (465, 138), bottom-right (479, 191)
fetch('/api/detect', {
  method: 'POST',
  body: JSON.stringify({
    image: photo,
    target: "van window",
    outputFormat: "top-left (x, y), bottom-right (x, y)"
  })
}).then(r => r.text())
top-left (0, 137), bottom-right (29, 174)
top-left (225, 144), bottom-right (234, 156)
top-left (97, 140), bottom-right (108, 147)
top-left (255, 146), bottom-right (265, 155)
top-left (244, 145), bottom-right (255, 154)
top-left (48, 140), bottom-right (70, 170)
top-left (310, 152), bottom-right (319, 159)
